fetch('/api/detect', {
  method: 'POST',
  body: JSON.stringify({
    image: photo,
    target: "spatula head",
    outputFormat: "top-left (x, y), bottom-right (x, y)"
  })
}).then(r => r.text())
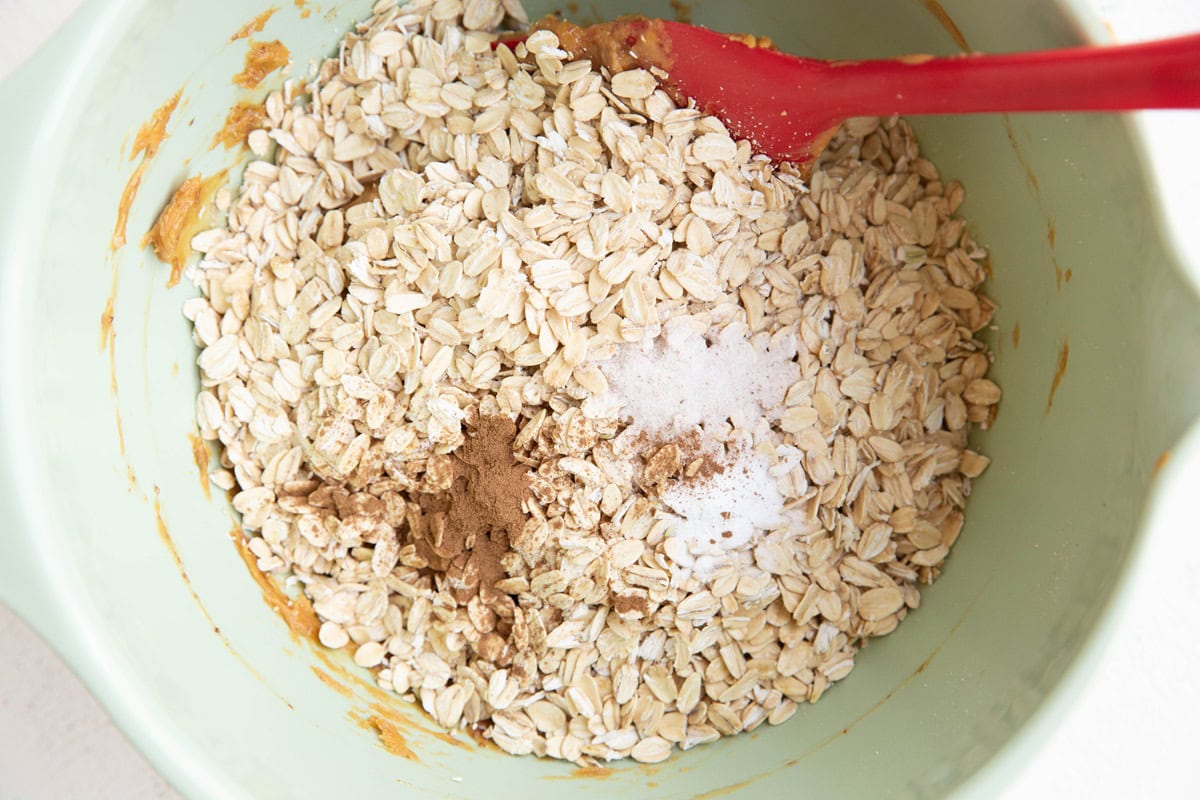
top-left (514, 17), bottom-right (842, 171)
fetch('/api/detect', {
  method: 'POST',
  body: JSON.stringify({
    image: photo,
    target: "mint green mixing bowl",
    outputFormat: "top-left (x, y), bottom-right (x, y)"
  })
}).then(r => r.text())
top-left (2, 0), bottom-right (1199, 797)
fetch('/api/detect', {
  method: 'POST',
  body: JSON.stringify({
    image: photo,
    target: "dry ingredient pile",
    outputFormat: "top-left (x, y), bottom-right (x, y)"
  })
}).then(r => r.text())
top-left (186, 0), bottom-right (1000, 765)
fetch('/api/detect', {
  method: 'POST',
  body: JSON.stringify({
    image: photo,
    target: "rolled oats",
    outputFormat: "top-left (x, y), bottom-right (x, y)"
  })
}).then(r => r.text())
top-left (181, 0), bottom-right (997, 768)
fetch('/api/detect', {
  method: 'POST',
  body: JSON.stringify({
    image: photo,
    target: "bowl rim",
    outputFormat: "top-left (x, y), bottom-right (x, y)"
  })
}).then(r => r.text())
top-left (1, 1), bottom-right (1199, 798)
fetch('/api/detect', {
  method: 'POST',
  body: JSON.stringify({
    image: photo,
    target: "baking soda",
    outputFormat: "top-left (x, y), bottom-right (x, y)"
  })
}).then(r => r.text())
top-left (659, 445), bottom-right (787, 577)
top-left (594, 322), bottom-right (798, 577)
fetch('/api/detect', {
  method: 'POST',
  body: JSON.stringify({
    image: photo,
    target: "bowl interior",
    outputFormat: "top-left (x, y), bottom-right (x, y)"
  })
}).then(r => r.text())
top-left (9, 0), bottom-right (1200, 797)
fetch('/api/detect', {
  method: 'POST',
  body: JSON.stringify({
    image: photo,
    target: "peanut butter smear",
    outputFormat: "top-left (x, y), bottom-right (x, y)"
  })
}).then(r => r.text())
top-left (211, 102), bottom-right (267, 149)
top-left (188, 432), bottom-right (211, 500)
top-left (130, 91), bottom-right (181, 161)
top-left (724, 31), bottom-right (775, 50)
top-left (229, 7), bottom-right (278, 42)
top-left (413, 416), bottom-right (531, 606)
top-left (112, 165), bottom-right (148, 251)
top-left (233, 40), bottom-right (290, 88)
top-left (144, 177), bottom-right (201, 286)
top-left (111, 90), bottom-right (182, 250)
top-left (359, 716), bottom-right (419, 761)
top-left (143, 171), bottom-right (226, 287)
top-left (233, 529), bottom-right (321, 640)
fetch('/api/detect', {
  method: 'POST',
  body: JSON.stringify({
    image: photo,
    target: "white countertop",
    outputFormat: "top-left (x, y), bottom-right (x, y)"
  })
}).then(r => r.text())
top-left (1, 1), bottom-right (1197, 798)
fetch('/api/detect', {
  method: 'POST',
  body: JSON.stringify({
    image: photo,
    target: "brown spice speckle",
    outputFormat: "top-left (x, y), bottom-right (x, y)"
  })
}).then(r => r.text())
top-left (614, 593), bottom-right (649, 616)
top-left (633, 429), bottom-right (727, 484)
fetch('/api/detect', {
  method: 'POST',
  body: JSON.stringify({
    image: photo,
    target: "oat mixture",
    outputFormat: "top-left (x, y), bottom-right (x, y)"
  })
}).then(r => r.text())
top-left (185, 0), bottom-right (999, 765)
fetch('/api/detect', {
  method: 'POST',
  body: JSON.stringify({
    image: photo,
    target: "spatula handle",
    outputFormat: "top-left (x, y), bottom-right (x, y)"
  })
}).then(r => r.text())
top-left (816, 32), bottom-right (1200, 117)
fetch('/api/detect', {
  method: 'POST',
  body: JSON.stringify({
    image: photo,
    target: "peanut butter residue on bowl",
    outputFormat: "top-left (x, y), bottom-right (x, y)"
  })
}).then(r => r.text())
top-left (144, 171), bottom-right (227, 287)
top-left (112, 90), bottom-right (182, 250)
top-left (1045, 338), bottom-right (1070, 414)
top-left (144, 176), bottom-right (201, 280)
top-left (131, 93), bottom-right (181, 159)
top-left (99, 290), bottom-right (115, 352)
top-left (188, 432), bottom-right (211, 500)
top-left (357, 715), bottom-right (419, 761)
top-left (111, 160), bottom-right (149, 249)
top-left (233, 40), bottom-right (290, 88)
top-left (312, 666), bottom-right (354, 698)
top-left (232, 528), bottom-right (321, 640)
top-left (211, 102), bottom-right (268, 149)
top-left (229, 7), bottom-right (278, 41)
top-left (531, 15), bottom-right (676, 75)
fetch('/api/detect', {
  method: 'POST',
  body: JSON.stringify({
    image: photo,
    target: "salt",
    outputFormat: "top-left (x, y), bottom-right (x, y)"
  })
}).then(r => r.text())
top-left (591, 322), bottom-right (799, 578)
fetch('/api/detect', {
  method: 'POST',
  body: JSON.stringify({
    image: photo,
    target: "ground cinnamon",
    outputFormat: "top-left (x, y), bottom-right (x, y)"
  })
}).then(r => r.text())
top-left (413, 416), bottom-right (530, 604)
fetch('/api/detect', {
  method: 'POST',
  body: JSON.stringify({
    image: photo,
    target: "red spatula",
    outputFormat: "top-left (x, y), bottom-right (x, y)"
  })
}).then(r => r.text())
top-left (508, 17), bottom-right (1200, 172)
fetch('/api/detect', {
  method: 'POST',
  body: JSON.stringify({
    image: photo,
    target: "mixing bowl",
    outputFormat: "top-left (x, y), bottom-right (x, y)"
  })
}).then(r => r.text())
top-left (1, 0), bottom-right (1198, 797)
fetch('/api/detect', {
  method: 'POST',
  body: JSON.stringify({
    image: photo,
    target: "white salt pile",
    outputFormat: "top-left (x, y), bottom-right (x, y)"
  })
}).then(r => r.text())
top-left (658, 445), bottom-right (787, 577)
top-left (591, 321), bottom-right (800, 578)
top-left (588, 320), bottom-right (798, 439)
